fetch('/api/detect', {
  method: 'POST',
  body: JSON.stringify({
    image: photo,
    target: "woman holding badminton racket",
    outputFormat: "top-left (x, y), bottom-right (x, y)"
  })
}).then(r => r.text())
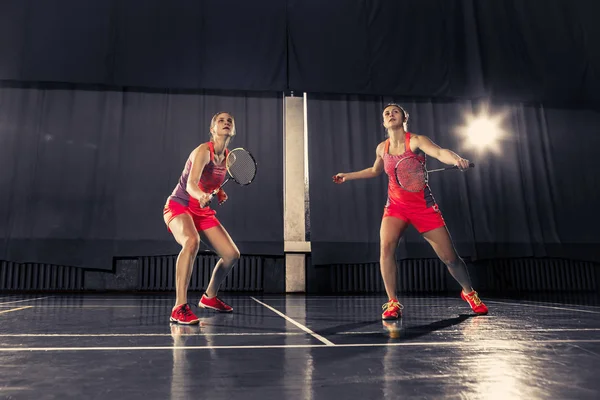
top-left (333, 104), bottom-right (488, 320)
top-left (163, 112), bottom-right (257, 324)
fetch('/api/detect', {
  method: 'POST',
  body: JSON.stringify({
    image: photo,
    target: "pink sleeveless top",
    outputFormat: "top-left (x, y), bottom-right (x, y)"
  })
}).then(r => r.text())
top-left (168, 142), bottom-right (229, 211)
top-left (382, 132), bottom-right (435, 208)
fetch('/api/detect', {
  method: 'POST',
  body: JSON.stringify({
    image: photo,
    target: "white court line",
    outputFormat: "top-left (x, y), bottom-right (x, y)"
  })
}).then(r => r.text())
top-left (491, 298), bottom-right (600, 310)
top-left (250, 297), bottom-right (335, 346)
top-left (342, 327), bottom-right (600, 334)
top-left (0, 306), bottom-right (33, 315)
top-left (0, 305), bottom-right (459, 310)
top-left (0, 297), bottom-right (49, 305)
top-left (2, 339), bottom-right (600, 352)
top-left (33, 298), bottom-right (174, 302)
top-left (245, 304), bottom-right (460, 308)
top-left (0, 305), bottom-right (181, 309)
top-left (261, 296), bottom-right (451, 300)
top-left (0, 305), bottom-right (299, 309)
top-left (3, 327), bottom-right (600, 338)
top-left (0, 304), bottom-right (458, 309)
top-left (43, 297), bottom-right (174, 300)
top-left (0, 332), bottom-right (306, 337)
top-left (486, 300), bottom-right (600, 314)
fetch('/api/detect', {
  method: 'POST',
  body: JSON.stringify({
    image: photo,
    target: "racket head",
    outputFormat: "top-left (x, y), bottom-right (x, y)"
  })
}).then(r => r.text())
top-left (394, 156), bottom-right (427, 192)
top-left (225, 147), bottom-right (257, 186)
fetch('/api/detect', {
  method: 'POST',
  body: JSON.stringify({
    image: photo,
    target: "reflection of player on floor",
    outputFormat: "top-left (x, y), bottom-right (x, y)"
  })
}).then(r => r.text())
top-left (333, 104), bottom-right (488, 320)
top-left (163, 112), bottom-right (240, 324)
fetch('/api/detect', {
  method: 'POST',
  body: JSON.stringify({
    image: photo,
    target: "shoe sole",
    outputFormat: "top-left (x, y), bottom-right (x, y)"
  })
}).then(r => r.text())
top-left (382, 315), bottom-right (401, 320)
top-left (198, 303), bottom-right (233, 313)
top-left (462, 299), bottom-right (489, 315)
top-left (169, 317), bottom-right (200, 325)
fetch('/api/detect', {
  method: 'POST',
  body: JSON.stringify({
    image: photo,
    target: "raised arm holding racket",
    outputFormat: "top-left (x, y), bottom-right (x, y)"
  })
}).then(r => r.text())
top-left (332, 103), bottom-right (488, 321)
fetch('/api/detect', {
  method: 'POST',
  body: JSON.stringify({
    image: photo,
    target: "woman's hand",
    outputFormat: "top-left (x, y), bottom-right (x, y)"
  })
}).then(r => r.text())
top-left (216, 189), bottom-right (228, 205)
top-left (332, 173), bottom-right (346, 184)
top-left (198, 192), bottom-right (213, 207)
top-left (455, 157), bottom-right (471, 171)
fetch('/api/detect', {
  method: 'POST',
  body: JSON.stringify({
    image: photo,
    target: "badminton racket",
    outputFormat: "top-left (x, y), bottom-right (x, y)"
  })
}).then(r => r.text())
top-left (208, 147), bottom-right (257, 203)
top-left (394, 156), bottom-right (474, 192)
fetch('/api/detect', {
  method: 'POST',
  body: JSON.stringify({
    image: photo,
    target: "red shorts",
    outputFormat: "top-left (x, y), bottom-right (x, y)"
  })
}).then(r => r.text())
top-left (383, 202), bottom-right (445, 233)
top-left (163, 200), bottom-right (220, 232)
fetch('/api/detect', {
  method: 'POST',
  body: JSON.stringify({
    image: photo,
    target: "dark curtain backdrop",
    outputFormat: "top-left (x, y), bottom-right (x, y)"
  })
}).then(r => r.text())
top-left (0, 0), bottom-right (287, 91)
top-left (1, 1), bottom-right (599, 107)
top-left (1, 0), bottom-right (599, 269)
top-left (287, 0), bottom-right (485, 98)
top-left (307, 94), bottom-right (600, 265)
top-left (0, 85), bottom-right (283, 269)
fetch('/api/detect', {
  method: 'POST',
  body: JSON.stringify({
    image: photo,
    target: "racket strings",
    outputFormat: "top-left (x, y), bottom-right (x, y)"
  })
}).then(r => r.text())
top-left (227, 150), bottom-right (256, 185)
top-left (395, 157), bottom-right (427, 192)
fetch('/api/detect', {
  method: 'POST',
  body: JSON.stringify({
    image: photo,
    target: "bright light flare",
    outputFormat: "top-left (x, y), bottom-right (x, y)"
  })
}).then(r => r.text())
top-left (466, 118), bottom-right (500, 147)
top-left (456, 111), bottom-right (509, 155)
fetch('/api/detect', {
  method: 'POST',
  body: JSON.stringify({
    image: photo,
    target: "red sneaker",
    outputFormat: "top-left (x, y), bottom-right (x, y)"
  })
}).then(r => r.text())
top-left (199, 294), bottom-right (233, 313)
top-left (381, 299), bottom-right (403, 320)
top-left (461, 290), bottom-right (489, 315)
top-left (170, 303), bottom-right (200, 325)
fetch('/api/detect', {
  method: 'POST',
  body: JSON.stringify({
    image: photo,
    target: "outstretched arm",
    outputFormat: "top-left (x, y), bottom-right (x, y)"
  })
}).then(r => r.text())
top-left (333, 143), bottom-right (385, 183)
top-left (415, 135), bottom-right (470, 170)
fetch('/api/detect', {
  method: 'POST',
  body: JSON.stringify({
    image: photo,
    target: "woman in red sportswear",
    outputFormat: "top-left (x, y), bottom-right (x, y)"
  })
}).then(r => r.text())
top-left (163, 112), bottom-right (240, 324)
top-left (333, 104), bottom-right (488, 320)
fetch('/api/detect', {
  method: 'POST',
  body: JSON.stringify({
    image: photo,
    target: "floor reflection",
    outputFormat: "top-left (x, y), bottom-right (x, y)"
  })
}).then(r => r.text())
top-left (458, 316), bottom-right (550, 399)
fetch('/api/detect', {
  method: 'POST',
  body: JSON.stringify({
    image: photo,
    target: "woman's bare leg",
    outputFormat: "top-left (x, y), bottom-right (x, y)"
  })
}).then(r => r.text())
top-left (379, 216), bottom-right (410, 300)
top-left (201, 224), bottom-right (240, 298)
top-left (421, 226), bottom-right (473, 293)
top-left (168, 213), bottom-right (201, 307)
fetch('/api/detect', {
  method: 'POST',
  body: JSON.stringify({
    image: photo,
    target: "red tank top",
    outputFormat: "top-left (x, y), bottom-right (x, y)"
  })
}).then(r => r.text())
top-left (168, 142), bottom-right (229, 211)
top-left (383, 132), bottom-right (435, 208)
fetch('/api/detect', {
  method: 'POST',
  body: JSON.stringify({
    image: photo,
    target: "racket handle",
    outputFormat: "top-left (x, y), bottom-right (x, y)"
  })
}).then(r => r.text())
top-left (208, 177), bottom-right (230, 203)
top-left (451, 162), bottom-right (474, 170)
top-left (207, 188), bottom-right (220, 204)
top-left (427, 163), bottom-right (474, 173)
